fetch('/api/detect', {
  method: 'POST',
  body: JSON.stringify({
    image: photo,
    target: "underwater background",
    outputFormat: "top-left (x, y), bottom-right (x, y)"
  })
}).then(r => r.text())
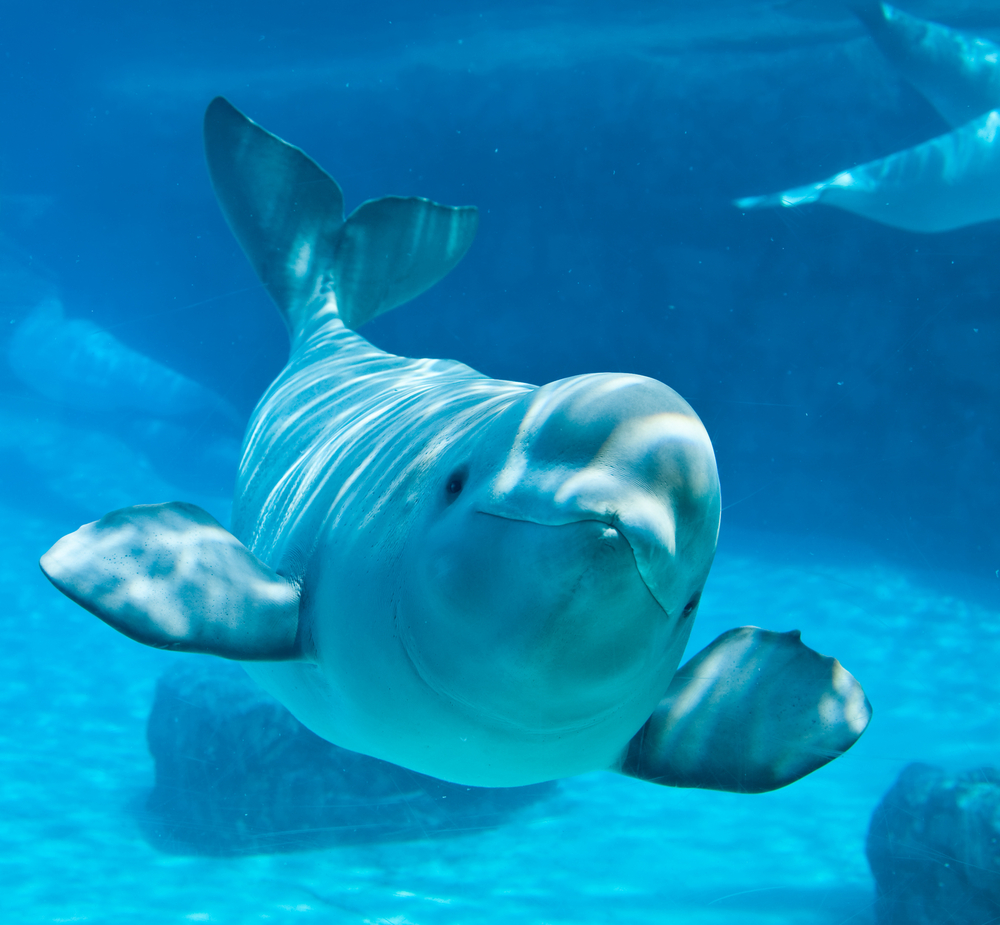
top-left (2, 1), bottom-right (1000, 922)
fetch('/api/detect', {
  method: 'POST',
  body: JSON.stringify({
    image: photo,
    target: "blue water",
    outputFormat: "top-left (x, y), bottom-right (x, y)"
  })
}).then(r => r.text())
top-left (3, 2), bottom-right (1000, 921)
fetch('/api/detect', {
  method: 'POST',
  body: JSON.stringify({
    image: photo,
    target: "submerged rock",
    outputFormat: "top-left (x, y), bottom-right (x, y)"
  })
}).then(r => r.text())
top-left (867, 762), bottom-right (1000, 924)
top-left (141, 658), bottom-right (557, 855)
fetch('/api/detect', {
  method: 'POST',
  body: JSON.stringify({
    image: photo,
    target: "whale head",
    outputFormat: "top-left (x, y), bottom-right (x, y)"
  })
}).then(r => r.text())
top-left (399, 373), bottom-right (721, 760)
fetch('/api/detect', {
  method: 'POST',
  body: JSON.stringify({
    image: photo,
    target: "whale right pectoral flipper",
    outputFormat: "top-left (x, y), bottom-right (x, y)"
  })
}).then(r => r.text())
top-left (619, 627), bottom-right (872, 793)
top-left (39, 502), bottom-right (302, 661)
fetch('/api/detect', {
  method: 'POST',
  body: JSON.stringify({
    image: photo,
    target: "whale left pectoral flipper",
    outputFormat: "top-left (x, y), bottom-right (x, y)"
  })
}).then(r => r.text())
top-left (618, 626), bottom-right (871, 793)
top-left (39, 502), bottom-right (303, 661)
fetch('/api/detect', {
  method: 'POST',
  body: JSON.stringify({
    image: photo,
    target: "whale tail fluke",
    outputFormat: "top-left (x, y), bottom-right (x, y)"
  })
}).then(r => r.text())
top-left (203, 97), bottom-right (479, 340)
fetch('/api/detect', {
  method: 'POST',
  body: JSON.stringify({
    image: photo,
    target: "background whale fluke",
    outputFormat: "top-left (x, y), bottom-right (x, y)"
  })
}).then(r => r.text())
top-left (737, 109), bottom-right (1000, 233)
top-left (733, 184), bottom-right (825, 211)
top-left (736, 2), bottom-right (1000, 232)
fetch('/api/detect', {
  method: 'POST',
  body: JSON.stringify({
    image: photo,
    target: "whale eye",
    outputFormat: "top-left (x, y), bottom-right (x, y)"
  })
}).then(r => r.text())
top-left (681, 593), bottom-right (701, 619)
top-left (445, 468), bottom-right (466, 500)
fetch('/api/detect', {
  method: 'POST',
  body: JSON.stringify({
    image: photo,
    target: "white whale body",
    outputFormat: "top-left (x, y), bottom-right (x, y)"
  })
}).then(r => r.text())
top-left (40, 98), bottom-right (870, 791)
top-left (736, 2), bottom-right (1000, 232)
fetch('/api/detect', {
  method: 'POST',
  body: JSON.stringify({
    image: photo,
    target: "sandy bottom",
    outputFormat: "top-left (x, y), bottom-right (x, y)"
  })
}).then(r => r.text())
top-left (3, 506), bottom-right (998, 924)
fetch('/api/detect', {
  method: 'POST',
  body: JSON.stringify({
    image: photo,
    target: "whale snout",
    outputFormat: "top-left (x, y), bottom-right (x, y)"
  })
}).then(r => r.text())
top-left (482, 374), bottom-right (721, 618)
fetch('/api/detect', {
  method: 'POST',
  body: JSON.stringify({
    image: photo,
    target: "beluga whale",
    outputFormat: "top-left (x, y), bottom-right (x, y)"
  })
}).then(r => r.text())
top-left (735, 2), bottom-right (1000, 233)
top-left (40, 97), bottom-right (871, 792)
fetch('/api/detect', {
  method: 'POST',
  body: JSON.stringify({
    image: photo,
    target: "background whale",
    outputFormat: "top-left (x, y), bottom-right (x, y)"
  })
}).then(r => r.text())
top-left (6, 297), bottom-right (242, 504)
top-left (10, 297), bottom-right (240, 424)
top-left (735, 2), bottom-right (1000, 232)
top-left (0, 234), bottom-right (239, 520)
top-left (850, 0), bottom-right (1000, 129)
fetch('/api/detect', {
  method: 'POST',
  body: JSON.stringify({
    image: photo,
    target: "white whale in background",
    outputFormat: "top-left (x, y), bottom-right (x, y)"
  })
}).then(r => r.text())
top-left (735, 2), bottom-right (1000, 232)
top-left (39, 98), bottom-right (870, 791)
top-left (849, 0), bottom-right (1000, 130)
top-left (9, 297), bottom-right (239, 424)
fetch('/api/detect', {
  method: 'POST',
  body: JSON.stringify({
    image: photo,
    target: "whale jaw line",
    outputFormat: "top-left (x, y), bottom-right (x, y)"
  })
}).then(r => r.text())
top-left (399, 513), bottom-right (685, 739)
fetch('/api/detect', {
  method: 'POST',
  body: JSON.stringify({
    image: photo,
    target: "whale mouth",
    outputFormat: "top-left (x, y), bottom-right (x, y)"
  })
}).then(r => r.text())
top-left (395, 607), bottom-right (625, 736)
top-left (399, 512), bottom-right (679, 736)
top-left (474, 509), bottom-right (673, 618)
